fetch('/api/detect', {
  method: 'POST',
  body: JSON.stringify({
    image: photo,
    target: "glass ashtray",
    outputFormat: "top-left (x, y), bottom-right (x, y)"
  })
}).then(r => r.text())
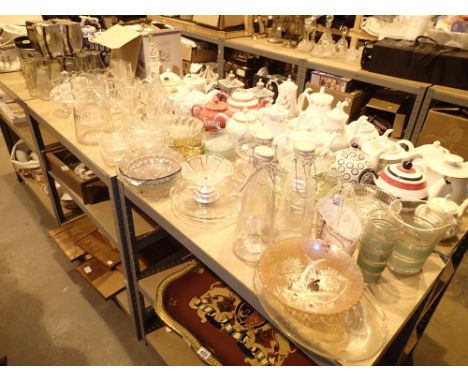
top-left (118, 148), bottom-right (183, 192)
top-left (170, 178), bottom-right (240, 223)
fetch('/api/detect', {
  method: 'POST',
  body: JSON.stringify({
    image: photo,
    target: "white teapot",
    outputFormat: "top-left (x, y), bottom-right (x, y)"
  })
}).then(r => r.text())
top-left (159, 68), bottom-right (182, 94)
top-left (324, 100), bottom-right (349, 133)
top-left (297, 86), bottom-right (334, 115)
top-left (225, 108), bottom-right (263, 141)
top-left (415, 197), bottom-right (468, 240)
top-left (183, 73), bottom-right (216, 93)
top-left (346, 116), bottom-right (379, 146)
top-left (171, 88), bottom-right (221, 116)
top-left (361, 129), bottom-right (415, 170)
top-left (427, 154), bottom-right (468, 204)
top-left (260, 103), bottom-right (290, 137)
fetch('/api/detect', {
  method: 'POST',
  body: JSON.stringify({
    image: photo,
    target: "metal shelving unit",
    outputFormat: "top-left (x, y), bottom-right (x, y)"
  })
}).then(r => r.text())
top-left (411, 85), bottom-right (468, 143)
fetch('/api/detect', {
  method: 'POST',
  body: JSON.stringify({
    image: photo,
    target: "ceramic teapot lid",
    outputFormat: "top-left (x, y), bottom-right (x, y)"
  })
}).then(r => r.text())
top-left (415, 140), bottom-right (450, 158)
top-left (309, 86), bottom-right (333, 106)
top-left (206, 99), bottom-right (229, 112)
top-left (230, 91), bottom-right (256, 103)
top-left (233, 108), bottom-right (259, 123)
top-left (428, 154), bottom-right (468, 178)
top-left (379, 160), bottom-right (427, 195)
top-left (427, 197), bottom-right (459, 216)
top-left (263, 103), bottom-right (289, 118)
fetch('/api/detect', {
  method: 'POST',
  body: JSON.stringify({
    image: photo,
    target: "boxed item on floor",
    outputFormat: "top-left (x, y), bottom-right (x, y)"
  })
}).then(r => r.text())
top-left (305, 83), bottom-right (371, 123)
top-left (0, 101), bottom-right (27, 124)
top-left (92, 24), bottom-right (182, 78)
top-left (416, 107), bottom-right (468, 160)
top-left (360, 89), bottom-right (411, 138)
top-left (192, 16), bottom-right (244, 31)
top-left (44, 146), bottom-right (109, 205)
top-left (180, 37), bottom-right (217, 63)
top-left (361, 37), bottom-right (468, 90)
top-left (310, 70), bottom-right (353, 93)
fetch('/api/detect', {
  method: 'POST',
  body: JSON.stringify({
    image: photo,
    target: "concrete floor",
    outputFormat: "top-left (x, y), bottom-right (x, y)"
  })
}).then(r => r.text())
top-left (0, 133), bottom-right (466, 366)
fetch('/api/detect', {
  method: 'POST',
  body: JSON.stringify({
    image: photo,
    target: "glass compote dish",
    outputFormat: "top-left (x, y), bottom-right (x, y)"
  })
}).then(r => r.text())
top-left (253, 237), bottom-right (387, 363)
top-left (170, 155), bottom-right (240, 223)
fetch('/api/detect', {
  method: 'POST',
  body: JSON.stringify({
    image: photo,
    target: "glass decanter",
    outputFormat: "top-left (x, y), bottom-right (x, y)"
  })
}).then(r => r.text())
top-left (313, 15), bottom-right (336, 58)
top-left (297, 16), bottom-right (316, 52)
top-left (335, 26), bottom-right (349, 58)
top-left (233, 146), bottom-right (276, 264)
top-left (273, 142), bottom-right (316, 240)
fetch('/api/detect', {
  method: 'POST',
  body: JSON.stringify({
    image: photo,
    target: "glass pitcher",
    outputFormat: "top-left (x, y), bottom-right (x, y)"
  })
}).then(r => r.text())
top-left (387, 199), bottom-right (454, 275)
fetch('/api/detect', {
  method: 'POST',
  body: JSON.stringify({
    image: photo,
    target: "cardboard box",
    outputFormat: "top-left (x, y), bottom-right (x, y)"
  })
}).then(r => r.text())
top-left (93, 24), bottom-right (182, 78)
top-left (45, 147), bottom-right (109, 205)
top-left (416, 108), bottom-right (468, 160)
top-left (305, 83), bottom-right (371, 123)
top-left (180, 38), bottom-right (217, 63)
top-left (361, 89), bottom-right (410, 138)
top-left (192, 15), bottom-right (244, 31)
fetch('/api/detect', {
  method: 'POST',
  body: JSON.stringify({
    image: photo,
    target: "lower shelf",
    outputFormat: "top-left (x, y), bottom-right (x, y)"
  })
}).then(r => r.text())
top-left (146, 327), bottom-right (205, 366)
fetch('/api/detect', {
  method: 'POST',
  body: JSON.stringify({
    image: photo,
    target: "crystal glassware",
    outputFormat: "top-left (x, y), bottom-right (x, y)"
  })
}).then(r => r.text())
top-left (99, 131), bottom-right (130, 167)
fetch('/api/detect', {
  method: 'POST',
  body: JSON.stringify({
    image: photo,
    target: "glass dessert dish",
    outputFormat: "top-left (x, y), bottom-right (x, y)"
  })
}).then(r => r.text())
top-left (253, 237), bottom-right (387, 362)
top-left (118, 147), bottom-right (183, 193)
top-left (170, 155), bottom-right (240, 223)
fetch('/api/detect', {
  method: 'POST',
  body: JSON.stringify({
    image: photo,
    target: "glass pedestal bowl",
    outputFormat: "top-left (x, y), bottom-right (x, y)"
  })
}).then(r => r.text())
top-left (118, 148), bottom-right (183, 194)
top-left (170, 155), bottom-right (240, 222)
top-left (254, 237), bottom-right (387, 362)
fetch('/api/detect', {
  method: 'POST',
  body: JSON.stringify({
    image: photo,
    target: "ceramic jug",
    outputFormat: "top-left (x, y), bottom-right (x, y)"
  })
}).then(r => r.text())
top-left (275, 75), bottom-right (299, 118)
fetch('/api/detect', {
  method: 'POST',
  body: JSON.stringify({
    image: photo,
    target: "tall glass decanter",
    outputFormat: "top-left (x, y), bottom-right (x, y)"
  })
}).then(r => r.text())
top-left (273, 141), bottom-right (316, 240)
top-left (233, 146), bottom-right (276, 264)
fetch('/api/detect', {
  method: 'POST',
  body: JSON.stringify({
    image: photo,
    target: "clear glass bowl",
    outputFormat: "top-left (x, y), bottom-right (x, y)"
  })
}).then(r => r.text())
top-left (118, 148), bottom-right (183, 192)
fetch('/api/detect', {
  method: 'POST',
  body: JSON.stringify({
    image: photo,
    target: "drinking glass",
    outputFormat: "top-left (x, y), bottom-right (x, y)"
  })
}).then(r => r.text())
top-left (357, 209), bottom-right (402, 284)
top-left (99, 131), bottom-right (130, 167)
top-left (387, 200), bottom-right (453, 275)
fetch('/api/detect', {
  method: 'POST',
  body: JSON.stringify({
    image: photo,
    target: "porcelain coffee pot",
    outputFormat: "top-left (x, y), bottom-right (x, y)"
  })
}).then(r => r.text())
top-left (415, 197), bottom-right (468, 240)
top-left (275, 75), bottom-right (299, 118)
top-left (427, 154), bottom-right (468, 204)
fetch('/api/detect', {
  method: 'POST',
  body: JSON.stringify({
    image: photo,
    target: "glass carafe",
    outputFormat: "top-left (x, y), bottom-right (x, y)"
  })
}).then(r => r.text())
top-left (313, 15), bottom-right (336, 58)
top-left (273, 142), bottom-right (316, 241)
top-left (233, 146), bottom-right (276, 264)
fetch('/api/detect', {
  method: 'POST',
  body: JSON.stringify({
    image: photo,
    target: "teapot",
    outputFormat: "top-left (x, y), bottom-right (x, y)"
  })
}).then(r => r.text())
top-left (275, 75), bottom-right (299, 118)
top-left (183, 73), bottom-right (216, 93)
top-left (260, 103), bottom-right (290, 136)
top-left (413, 140), bottom-right (450, 180)
top-left (191, 98), bottom-right (232, 131)
top-left (324, 100), bottom-right (349, 133)
top-left (225, 108), bottom-right (263, 141)
top-left (218, 70), bottom-right (244, 95)
top-left (361, 129), bottom-right (415, 170)
top-left (224, 90), bottom-right (269, 113)
top-left (346, 116), bottom-right (379, 146)
top-left (415, 197), bottom-right (468, 240)
top-left (359, 155), bottom-right (429, 200)
top-left (426, 154), bottom-right (468, 204)
top-left (297, 86), bottom-right (334, 115)
top-left (172, 88), bottom-right (221, 116)
top-left (332, 144), bottom-right (372, 183)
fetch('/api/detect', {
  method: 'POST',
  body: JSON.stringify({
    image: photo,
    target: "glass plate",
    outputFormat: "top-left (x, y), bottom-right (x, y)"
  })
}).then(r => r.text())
top-left (170, 178), bottom-right (240, 223)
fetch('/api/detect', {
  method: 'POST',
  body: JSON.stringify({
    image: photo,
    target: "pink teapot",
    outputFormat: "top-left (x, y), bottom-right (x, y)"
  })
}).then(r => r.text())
top-left (191, 98), bottom-right (233, 131)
